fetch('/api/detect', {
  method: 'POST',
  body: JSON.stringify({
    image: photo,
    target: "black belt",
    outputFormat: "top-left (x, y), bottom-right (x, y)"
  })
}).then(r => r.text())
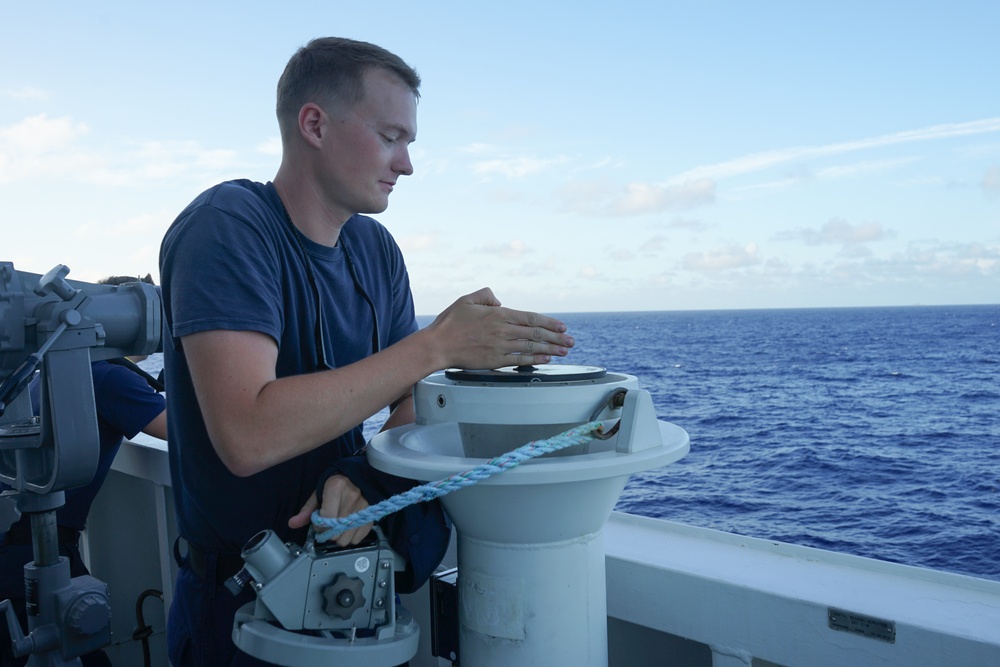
top-left (2, 525), bottom-right (81, 547)
top-left (185, 542), bottom-right (245, 585)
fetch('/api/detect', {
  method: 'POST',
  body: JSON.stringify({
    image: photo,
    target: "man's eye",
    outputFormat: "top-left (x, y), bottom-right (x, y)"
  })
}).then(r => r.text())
top-left (381, 134), bottom-right (398, 144)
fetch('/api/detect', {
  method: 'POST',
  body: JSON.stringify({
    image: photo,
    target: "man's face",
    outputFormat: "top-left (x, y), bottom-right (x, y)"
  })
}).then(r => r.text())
top-left (318, 67), bottom-right (417, 221)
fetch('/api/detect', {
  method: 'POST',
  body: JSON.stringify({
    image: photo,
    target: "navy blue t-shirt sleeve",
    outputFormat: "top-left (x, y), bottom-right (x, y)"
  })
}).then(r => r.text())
top-left (161, 187), bottom-right (285, 345)
top-left (91, 363), bottom-right (166, 439)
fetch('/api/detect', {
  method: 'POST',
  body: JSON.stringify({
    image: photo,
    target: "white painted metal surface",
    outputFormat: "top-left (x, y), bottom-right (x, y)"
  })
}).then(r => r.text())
top-left (604, 512), bottom-right (1000, 666)
top-left (85, 434), bottom-right (1000, 667)
top-left (370, 370), bottom-right (688, 667)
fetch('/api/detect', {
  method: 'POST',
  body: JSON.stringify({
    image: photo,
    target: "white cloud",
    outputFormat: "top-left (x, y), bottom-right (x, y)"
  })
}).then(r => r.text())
top-left (837, 244), bottom-right (875, 259)
top-left (682, 242), bottom-right (761, 272)
top-left (511, 255), bottom-right (559, 277)
top-left (398, 233), bottom-right (440, 252)
top-left (0, 115), bottom-right (100, 184)
top-left (612, 179), bottom-right (715, 215)
top-left (864, 241), bottom-right (1000, 278)
top-left (576, 156), bottom-right (625, 173)
top-left (457, 142), bottom-right (497, 155)
top-left (0, 114), bottom-right (248, 187)
top-left (2, 87), bottom-right (49, 101)
top-left (131, 140), bottom-right (240, 179)
top-left (666, 215), bottom-right (709, 231)
top-left (728, 177), bottom-right (801, 198)
top-left (0, 114), bottom-right (89, 153)
top-left (814, 157), bottom-right (920, 180)
top-left (472, 154), bottom-right (570, 179)
top-left (462, 118), bottom-right (976, 216)
top-left (457, 142), bottom-right (579, 180)
top-left (477, 239), bottom-right (531, 259)
top-left (775, 218), bottom-right (894, 246)
top-left (558, 178), bottom-right (715, 217)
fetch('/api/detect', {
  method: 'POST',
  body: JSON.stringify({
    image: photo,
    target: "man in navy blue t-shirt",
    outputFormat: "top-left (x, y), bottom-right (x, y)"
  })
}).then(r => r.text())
top-left (159, 37), bottom-right (575, 666)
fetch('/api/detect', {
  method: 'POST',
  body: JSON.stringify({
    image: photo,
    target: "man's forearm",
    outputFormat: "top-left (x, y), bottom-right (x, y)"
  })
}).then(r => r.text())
top-left (381, 394), bottom-right (416, 433)
top-left (186, 328), bottom-right (439, 477)
top-left (186, 289), bottom-right (573, 477)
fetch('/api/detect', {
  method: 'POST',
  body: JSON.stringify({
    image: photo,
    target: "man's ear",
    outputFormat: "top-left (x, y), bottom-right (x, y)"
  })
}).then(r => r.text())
top-left (298, 103), bottom-right (326, 148)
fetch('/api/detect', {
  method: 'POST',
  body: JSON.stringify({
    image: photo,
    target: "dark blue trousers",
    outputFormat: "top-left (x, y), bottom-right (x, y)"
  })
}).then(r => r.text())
top-left (167, 556), bottom-right (271, 667)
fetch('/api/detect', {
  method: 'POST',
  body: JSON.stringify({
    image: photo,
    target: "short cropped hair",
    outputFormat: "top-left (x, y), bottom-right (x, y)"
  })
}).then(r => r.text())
top-left (99, 274), bottom-right (155, 286)
top-left (276, 37), bottom-right (420, 141)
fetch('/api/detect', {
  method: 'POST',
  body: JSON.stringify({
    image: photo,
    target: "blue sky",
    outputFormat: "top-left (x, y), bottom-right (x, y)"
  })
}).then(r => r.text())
top-left (2, 1), bottom-right (998, 314)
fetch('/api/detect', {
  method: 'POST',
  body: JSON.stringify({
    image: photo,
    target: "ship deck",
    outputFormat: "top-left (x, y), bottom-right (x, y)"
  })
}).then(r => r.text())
top-left (78, 436), bottom-right (1000, 666)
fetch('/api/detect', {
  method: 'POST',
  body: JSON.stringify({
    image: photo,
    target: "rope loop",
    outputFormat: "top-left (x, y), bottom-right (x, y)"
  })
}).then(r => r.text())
top-left (311, 421), bottom-right (604, 542)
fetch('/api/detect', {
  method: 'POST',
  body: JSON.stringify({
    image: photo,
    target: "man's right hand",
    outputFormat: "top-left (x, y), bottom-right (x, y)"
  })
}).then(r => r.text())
top-left (423, 287), bottom-right (574, 370)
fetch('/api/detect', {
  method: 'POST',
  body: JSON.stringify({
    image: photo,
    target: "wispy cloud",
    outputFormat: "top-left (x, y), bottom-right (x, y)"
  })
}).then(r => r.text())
top-left (628, 119), bottom-right (995, 209)
top-left (458, 142), bottom-right (596, 180)
top-left (472, 154), bottom-right (570, 179)
top-left (129, 140), bottom-right (240, 181)
top-left (814, 157), bottom-right (920, 180)
top-left (682, 242), bottom-right (761, 272)
top-left (73, 210), bottom-right (174, 240)
top-left (557, 123), bottom-right (934, 216)
top-left (774, 218), bottom-right (894, 246)
top-left (669, 117), bottom-right (1000, 185)
top-left (2, 87), bottom-right (50, 101)
top-left (0, 114), bottom-right (246, 186)
top-left (458, 142), bottom-right (498, 156)
top-left (509, 255), bottom-right (558, 277)
top-left (0, 114), bottom-right (96, 184)
top-left (557, 177), bottom-right (715, 217)
top-left (865, 241), bottom-right (1000, 278)
top-left (476, 239), bottom-right (532, 259)
top-left (398, 232), bottom-right (441, 253)
top-left (0, 113), bottom-right (89, 152)
top-left (664, 215), bottom-right (710, 231)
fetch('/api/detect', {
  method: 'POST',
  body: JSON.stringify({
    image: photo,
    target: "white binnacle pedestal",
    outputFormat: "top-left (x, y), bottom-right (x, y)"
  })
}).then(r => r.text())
top-left (367, 366), bottom-right (690, 667)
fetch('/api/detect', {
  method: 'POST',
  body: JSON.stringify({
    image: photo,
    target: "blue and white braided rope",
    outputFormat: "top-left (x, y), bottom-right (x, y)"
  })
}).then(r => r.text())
top-left (311, 420), bottom-right (604, 542)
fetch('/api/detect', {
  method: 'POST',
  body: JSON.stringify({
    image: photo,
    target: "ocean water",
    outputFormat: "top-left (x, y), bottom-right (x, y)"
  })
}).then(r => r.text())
top-left (541, 305), bottom-right (1000, 582)
top-left (146, 304), bottom-right (1000, 582)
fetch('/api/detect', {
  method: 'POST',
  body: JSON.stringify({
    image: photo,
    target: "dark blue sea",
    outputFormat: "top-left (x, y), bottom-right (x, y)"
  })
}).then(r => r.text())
top-left (148, 305), bottom-right (999, 582)
top-left (535, 305), bottom-right (999, 583)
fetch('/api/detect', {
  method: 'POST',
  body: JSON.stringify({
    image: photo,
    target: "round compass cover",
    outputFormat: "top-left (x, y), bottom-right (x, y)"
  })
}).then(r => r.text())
top-left (444, 364), bottom-right (607, 383)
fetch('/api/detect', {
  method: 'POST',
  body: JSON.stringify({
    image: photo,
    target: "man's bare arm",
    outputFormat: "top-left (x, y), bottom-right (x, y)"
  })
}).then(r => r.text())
top-left (184, 288), bottom-right (573, 477)
top-left (141, 410), bottom-right (168, 441)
